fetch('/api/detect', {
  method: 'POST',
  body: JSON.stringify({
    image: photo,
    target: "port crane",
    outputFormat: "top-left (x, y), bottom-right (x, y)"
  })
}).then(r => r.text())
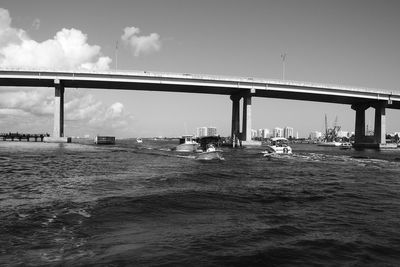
top-left (324, 114), bottom-right (341, 142)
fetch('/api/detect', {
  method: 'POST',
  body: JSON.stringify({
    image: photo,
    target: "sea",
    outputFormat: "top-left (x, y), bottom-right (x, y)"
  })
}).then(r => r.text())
top-left (1, 139), bottom-right (400, 267)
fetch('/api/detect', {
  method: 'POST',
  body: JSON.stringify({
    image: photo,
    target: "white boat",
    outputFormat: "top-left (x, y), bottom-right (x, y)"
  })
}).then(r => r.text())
top-left (176, 135), bottom-right (200, 152)
top-left (136, 138), bottom-right (143, 143)
top-left (195, 144), bottom-right (223, 160)
top-left (262, 137), bottom-right (293, 157)
top-left (340, 142), bottom-right (352, 149)
top-left (317, 141), bottom-right (342, 147)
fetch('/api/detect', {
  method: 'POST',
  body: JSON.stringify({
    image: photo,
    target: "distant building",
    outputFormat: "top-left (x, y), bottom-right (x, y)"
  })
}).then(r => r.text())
top-left (309, 131), bottom-right (322, 140)
top-left (337, 130), bottom-right (350, 138)
top-left (283, 127), bottom-right (294, 139)
top-left (273, 127), bottom-right (283, 138)
top-left (207, 127), bottom-right (217, 137)
top-left (257, 128), bottom-right (270, 139)
top-left (196, 126), bottom-right (217, 137)
top-left (251, 129), bottom-right (258, 139)
top-left (196, 127), bottom-right (207, 137)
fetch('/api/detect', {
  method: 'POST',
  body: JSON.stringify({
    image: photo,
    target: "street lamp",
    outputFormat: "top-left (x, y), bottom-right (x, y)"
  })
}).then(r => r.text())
top-left (281, 53), bottom-right (286, 80)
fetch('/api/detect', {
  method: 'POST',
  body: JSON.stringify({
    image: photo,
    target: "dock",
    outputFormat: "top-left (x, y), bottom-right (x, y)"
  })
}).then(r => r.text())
top-left (0, 132), bottom-right (50, 142)
top-left (94, 136), bottom-right (116, 145)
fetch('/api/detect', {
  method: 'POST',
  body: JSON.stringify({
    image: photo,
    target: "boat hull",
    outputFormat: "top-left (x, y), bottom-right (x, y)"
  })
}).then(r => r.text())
top-left (195, 150), bottom-right (223, 160)
top-left (176, 143), bottom-right (199, 152)
top-left (340, 142), bottom-right (352, 149)
top-left (262, 145), bottom-right (292, 155)
top-left (317, 142), bottom-right (342, 147)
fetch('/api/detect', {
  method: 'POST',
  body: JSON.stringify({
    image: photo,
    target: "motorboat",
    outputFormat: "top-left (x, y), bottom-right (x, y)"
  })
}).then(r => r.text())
top-left (339, 142), bottom-right (352, 149)
top-left (136, 137), bottom-right (143, 143)
top-left (317, 141), bottom-right (342, 147)
top-left (176, 135), bottom-right (201, 152)
top-left (262, 137), bottom-right (293, 157)
top-left (195, 144), bottom-right (223, 160)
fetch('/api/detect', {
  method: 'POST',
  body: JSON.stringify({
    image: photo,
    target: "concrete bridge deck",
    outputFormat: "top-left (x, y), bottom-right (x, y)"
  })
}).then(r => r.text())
top-left (1, 69), bottom-right (399, 108)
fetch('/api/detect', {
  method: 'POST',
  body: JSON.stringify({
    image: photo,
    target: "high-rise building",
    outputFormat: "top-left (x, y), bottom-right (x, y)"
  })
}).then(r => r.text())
top-left (309, 131), bottom-right (322, 140)
top-left (337, 130), bottom-right (349, 138)
top-left (196, 127), bottom-right (207, 137)
top-left (196, 127), bottom-right (217, 137)
top-left (207, 127), bottom-right (217, 137)
top-left (273, 127), bottom-right (283, 138)
top-left (251, 129), bottom-right (258, 139)
top-left (283, 127), bottom-right (294, 139)
top-left (260, 128), bottom-right (270, 138)
top-left (257, 129), bottom-right (269, 138)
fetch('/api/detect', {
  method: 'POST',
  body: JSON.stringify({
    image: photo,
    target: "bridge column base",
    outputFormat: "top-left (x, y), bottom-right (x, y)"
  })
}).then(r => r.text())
top-left (351, 101), bottom-right (390, 150)
top-left (241, 140), bottom-right (262, 147)
top-left (353, 142), bottom-right (397, 150)
top-left (44, 137), bottom-right (72, 143)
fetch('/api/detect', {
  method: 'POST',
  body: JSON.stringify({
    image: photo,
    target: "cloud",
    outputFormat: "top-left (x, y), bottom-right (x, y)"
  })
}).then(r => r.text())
top-left (0, 8), bottom-right (111, 70)
top-left (31, 18), bottom-right (40, 30)
top-left (0, 8), bottom-right (27, 48)
top-left (0, 88), bottom-right (54, 116)
top-left (88, 102), bottom-right (133, 129)
top-left (65, 92), bottom-right (134, 129)
top-left (121, 26), bottom-right (161, 56)
top-left (0, 8), bottom-right (135, 137)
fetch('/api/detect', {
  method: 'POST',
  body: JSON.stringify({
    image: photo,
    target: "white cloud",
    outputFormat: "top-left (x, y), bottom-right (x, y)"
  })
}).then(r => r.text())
top-left (121, 26), bottom-right (161, 57)
top-left (0, 7), bottom-right (111, 71)
top-left (88, 102), bottom-right (133, 128)
top-left (0, 8), bottom-right (27, 48)
top-left (31, 18), bottom-right (40, 31)
top-left (0, 108), bottom-right (30, 116)
top-left (0, 88), bottom-right (54, 116)
top-left (0, 8), bottom-right (135, 136)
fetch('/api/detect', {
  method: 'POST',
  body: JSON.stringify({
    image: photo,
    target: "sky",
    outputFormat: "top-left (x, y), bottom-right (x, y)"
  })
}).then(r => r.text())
top-left (0, 0), bottom-right (400, 138)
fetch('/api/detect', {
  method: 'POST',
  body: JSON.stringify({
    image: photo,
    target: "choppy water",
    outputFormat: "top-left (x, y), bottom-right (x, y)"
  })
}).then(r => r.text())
top-left (1, 140), bottom-right (400, 266)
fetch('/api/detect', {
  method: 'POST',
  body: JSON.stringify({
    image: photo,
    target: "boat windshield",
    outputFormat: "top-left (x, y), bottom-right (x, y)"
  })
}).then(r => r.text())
top-left (271, 138), bottom-right (289, 147)
top-left (182, 135), bottom-right (194, 143)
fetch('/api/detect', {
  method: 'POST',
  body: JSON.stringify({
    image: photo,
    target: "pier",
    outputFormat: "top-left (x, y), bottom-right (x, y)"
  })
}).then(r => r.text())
top-left (1, 132), bottom-right (50, 142)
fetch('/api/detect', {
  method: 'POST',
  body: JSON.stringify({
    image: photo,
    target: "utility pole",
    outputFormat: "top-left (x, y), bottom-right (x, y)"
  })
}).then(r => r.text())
top-left (281, 53), bottom-right (287, 80)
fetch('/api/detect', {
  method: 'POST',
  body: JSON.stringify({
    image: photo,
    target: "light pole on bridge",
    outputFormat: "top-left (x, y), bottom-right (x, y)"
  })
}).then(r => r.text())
top-left (281, 53), bottom-right (287, 80)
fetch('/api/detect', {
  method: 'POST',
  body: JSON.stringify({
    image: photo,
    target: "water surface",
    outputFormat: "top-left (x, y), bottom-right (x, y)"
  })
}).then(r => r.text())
top-left (1, 140), bottom-right (400, 266)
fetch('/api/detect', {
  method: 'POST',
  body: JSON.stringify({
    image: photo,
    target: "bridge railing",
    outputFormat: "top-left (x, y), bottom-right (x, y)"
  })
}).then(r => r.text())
top-left (0, 67), bottom-right (397, 96)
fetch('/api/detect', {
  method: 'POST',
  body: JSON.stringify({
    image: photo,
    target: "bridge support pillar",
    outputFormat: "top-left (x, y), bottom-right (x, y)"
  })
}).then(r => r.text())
top-left (45, 79), bottom-right (71, 143)
top-left (242, 94), bottom-right (252, 142)
top-left (351, 101), bottom-right (390, 149)
top-left (44, 80), bottom-right (70, 143)
top-left (230, 95), bottom-right (241, 147)
top-left (230, 91), bottom-right (260, 147)
top-left (352, 103), bottom-right (368, 144)
top-left (53, 79), bottom-right (64, 138)
top-left (373, 102), bottom-right (386, 145)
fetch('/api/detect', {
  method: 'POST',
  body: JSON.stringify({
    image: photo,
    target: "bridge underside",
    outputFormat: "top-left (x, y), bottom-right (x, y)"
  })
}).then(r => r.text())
top-left (3, 77), bottom-right (400, 109)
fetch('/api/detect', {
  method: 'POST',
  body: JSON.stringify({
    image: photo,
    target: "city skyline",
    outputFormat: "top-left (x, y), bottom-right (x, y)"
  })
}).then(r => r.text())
top-left (1, 1), bottom-right (400, 138)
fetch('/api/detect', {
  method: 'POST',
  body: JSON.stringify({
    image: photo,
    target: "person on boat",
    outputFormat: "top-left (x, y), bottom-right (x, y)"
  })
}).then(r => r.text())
top-left (206, 144), bottom-right (216, 152)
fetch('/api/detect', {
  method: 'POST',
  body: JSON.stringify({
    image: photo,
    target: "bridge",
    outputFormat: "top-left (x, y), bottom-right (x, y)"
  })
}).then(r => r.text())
top-left (1, 69), bottom-right (400, 148)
